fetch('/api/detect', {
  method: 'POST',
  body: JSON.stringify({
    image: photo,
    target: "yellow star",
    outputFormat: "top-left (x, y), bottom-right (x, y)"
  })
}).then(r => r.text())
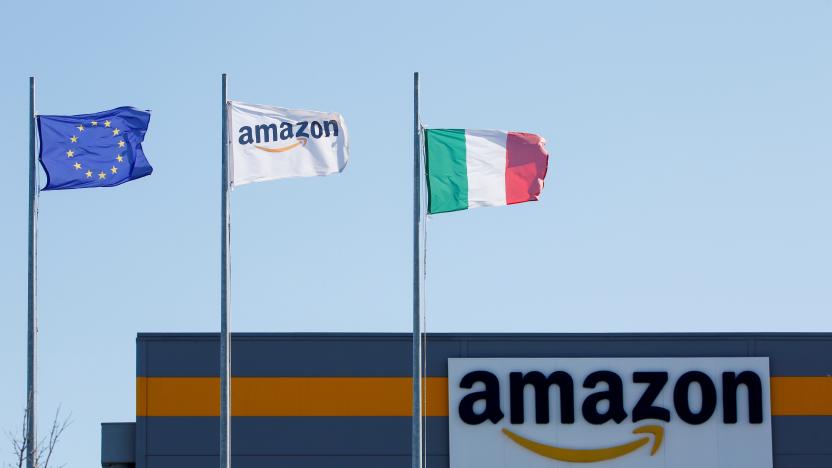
top-left (66, 149), bottom-right (74, 158)
top-left (104, 120), bottom-right (111, 128)
top-left (110, 166), bottom-right (118, 174)
top-left (112, 128), bottom-right (120, 136)
top-left (118, 140), bottom-right (126, 148)
top-left (116, 155), bottom-right (124, 163)
top-left (70, 136), bottom-right (78, 143)
top-left (76, 125), bottom-right (85, 132)
top-left (91, 121), bottom-right (98, 126)
top-left (98, 171), bottom-right (106, 180)
top-left (73, 162), bottom-right (82, 170)
top-left (85, 170), bottom-right (93, 178)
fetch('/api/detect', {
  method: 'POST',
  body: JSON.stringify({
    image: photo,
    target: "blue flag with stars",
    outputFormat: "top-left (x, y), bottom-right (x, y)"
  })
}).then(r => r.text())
top-left (38, 107), bottom-right (152, 190)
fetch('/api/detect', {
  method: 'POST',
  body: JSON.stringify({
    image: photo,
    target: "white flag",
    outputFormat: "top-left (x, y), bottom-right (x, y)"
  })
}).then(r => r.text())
top-left (229, 101), bottom-right (349, 187)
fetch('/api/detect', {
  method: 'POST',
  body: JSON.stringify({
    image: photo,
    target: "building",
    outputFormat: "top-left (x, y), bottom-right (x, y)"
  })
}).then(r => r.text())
top-left (102, 333), bottom-right (832, 468)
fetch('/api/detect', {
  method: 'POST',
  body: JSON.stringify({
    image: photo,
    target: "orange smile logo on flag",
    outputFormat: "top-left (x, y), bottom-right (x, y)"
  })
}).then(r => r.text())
top-left (255, 137), bottom-right (307, 153)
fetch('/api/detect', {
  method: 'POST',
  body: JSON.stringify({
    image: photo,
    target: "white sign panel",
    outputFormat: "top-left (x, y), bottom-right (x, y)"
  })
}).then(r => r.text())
top-left (448, 358), bottom-right (772, 468)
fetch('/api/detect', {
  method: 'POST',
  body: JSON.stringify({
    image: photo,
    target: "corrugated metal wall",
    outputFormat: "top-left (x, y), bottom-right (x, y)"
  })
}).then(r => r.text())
top-left (135, 333), bottom-right (832, 468)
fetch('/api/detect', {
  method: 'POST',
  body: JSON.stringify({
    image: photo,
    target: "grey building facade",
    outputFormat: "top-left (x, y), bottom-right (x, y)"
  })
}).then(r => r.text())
top-left (101, 333), bottom-right (832, 468)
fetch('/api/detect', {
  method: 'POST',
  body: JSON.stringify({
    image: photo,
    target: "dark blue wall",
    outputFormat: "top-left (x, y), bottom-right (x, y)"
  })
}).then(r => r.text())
top-left (135, 333), bottom-right (832, 468)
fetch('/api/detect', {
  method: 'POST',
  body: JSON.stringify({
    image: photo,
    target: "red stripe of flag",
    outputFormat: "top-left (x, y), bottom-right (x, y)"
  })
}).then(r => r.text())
top-left (505, 132), bottom-right (549, 205)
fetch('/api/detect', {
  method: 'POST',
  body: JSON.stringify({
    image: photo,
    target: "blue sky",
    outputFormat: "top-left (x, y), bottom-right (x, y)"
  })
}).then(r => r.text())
top-left (1, 0), bottom-right (830, 466)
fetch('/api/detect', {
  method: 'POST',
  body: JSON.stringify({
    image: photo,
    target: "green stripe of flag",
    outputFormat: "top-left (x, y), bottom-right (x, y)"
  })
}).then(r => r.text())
top-left (425, 129), bottom-right (468, 214)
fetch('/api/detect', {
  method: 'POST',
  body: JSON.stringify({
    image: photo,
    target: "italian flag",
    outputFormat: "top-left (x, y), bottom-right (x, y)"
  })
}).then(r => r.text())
top-left (425, 129), bottom-right (549, 214)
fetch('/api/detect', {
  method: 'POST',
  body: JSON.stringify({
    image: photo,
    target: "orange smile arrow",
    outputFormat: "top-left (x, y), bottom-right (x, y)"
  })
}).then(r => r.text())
top-left (502, 424), bottom-right (664, 463)
top-left (255, 137), bottom-right (307, 153)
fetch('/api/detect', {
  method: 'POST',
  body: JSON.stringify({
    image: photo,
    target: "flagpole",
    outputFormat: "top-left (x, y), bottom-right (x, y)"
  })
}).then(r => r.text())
top-left (26, 76), bottom-right (38, 468)
top-left (219, 73), bottom-right (232, 468)
top-left (411, 71), bottom-right (424, 468)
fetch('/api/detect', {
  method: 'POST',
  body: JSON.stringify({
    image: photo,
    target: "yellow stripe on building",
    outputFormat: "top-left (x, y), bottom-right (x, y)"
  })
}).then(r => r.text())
top-left (136, 376), bottom-right (832, 417)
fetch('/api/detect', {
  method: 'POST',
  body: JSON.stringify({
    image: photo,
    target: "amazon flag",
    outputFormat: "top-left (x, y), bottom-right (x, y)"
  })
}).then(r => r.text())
top-left (229, 101), bottom-right (349, 187)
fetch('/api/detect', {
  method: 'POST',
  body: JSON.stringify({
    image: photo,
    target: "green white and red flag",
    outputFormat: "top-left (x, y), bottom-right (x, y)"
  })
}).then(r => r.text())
top-left (424, 129), bottom-right (549, 214)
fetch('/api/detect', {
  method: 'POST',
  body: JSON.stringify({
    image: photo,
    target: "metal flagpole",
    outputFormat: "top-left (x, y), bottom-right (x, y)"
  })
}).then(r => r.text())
top-left (411, 72), bottom-right (424, 468)
top-left (219, 73), bottom-right (232, 468)
top-left (26, 76), bottom-right (38, 468)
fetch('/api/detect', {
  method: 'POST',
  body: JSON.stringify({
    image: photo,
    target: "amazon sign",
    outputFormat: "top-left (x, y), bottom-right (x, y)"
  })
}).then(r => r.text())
top-left (448, 357), bottom-right (772, 468)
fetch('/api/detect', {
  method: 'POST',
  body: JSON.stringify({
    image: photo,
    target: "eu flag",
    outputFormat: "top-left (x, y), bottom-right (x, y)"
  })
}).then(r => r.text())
top-left (38, 107), bottom-right (152, 190)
